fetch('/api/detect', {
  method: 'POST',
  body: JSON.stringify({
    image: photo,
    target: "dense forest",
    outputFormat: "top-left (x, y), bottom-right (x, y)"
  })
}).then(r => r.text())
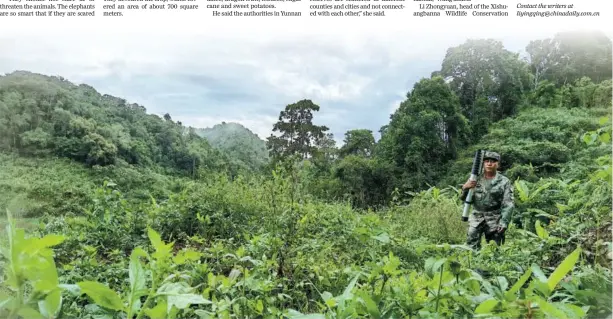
top-left (194, 123), bottom-right (270, 171)
top-left (0, 29), bottom-right (611, 319)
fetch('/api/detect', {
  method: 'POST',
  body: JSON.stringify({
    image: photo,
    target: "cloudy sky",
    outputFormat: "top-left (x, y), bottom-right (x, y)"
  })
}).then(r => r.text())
top-left (0, 10), bottom-right (610, 144)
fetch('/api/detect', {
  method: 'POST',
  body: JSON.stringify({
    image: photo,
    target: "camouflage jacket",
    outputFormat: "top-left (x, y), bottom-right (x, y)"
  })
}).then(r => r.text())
top-left (460, 172), bottom-right (514, 228)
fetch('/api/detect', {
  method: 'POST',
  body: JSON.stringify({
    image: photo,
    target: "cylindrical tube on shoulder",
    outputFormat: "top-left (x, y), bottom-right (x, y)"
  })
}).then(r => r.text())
top-left (461, 150), bottom-right (483, 221)
top-left (470, 150), bottom-right (483, 175)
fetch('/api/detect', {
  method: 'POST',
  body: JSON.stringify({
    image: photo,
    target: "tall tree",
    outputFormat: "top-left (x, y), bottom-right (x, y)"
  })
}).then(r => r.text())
top-left (266, 99), bottom-right (329, 161)
top-left (525, 38), bottom-right (557, 88)
top-left (310, 132), bottom-right (338, 176)
top-left (526, 31), bottom-right (612, 87)
top-left (313, 132), bottom-right (337, 162)
top-left (378, 76), bottom-right (469, 191)
top-left (554, 31), bottom-right (611, 85)
top-left (339, 129), bottom-right (375, 158)
top-left (437, 38), bottom-right (531, 140)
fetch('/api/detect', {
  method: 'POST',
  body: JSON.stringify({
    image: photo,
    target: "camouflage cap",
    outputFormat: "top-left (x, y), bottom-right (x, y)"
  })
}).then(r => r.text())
top-left (483, 151), bottom-right (500, 161)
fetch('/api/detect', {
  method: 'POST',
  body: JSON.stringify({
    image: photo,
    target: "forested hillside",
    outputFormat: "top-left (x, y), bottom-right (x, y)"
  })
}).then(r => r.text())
top-left (1, 30), bottom-right (612, 319)
top-left (194, 122), bottom-right (269, 171)
top-left (0, 71), bottom-right (257, 216)
top-left (0, 70), bottom-right (243, 175)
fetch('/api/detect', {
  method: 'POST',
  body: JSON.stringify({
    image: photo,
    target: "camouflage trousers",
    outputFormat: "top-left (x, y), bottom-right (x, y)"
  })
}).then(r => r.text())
top-left (466, 210), bottom-right (505, 250)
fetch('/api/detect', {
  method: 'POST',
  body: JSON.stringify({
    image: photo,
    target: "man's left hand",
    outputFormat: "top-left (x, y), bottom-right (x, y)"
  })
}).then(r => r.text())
top-left (496, 225), bottom-right (506, 233)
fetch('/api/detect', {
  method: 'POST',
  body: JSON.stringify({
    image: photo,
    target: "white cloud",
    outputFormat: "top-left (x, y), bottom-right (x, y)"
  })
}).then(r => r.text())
top-left (1, 19), bottom-right (611, 143)
top-left (262, 68), bottom-right (372, 101)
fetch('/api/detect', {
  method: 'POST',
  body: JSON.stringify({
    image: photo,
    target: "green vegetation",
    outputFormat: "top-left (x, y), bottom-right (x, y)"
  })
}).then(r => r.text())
top-left (0, 30), bottom-right (611, 318)
top-left (194, 122), bottom-right (270, 171)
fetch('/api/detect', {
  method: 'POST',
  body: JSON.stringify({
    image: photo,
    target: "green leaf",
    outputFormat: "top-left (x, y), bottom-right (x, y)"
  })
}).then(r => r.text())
top-left (495, 276), bottom-right (508, 292)
top-left (23, 234), bottom-right (65, 258)
top-left (155, 282), bottom-right (211, 313)
top-left (36, 234), bottom-right (65, 248)
top-left (432, 187), bottom-right (440, 199)
top-left (143, 301), bottom-right (167, 319)
top-left (18, 306), bottom-right (45, 319)
top-left (547, 247), bottom-right (581, 291)
top-left (598, 116), bottom-right (609, 126)
top-left (0, 291), bottom-right (13, 309)
top-left (555, 203), bottom-right (570, 214)
top-left (425, 257), bottom-right (447, 278)
top-left (530, 264), bottom-right (547, 282)
top-left (582, 133), bottom-right (592, 144)
top-left (256, 299), bottom-right (264, 313)
top-left (356, 290), bottom-right (381, 318)
top-left (320, 291), bottom-right (335, 308)
top-left (514, 180), bottom-right (529, 202)
top-left (38, 289), bottom-right (62, 318)
top-left (535, 220), bottom-right (549, 240)
top-left (77, 281), bottom-right (125, 311)
top-left (555, 303), bottom-right (586, 319)
top-left (167, 293), bottom-right (210, 310)
top-left (474, 298), bottom-right (498, 314)
top-left (505, 268), bottom-right (532, 301)
top-left (59, 284), bottom-right (81, 296)
top-left (147, 227), bottom-right (173, 259)
top-left (598, 132), bottom-right (610, 144)
top-left (530, 182), bottom-right (552, 199)
top-left (532, 295), bottom-right (567, 319)
top-left (341, 273), bottom-right (360, 300)
top-left (128, 249), bottom-right (148, 315)
top-left (173, 249), bottom-right (202, 264)
top-left (371, 232), bottom-right (390, 243)
top-left (532, 280), bottom-right (552, 297)
top-left (465, 279), bottom-right (481, 295)
top-left (147, 227), bottom-right (163, 251)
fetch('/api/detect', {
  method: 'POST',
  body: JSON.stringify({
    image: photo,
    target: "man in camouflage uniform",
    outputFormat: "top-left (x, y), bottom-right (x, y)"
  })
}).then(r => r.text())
top-left (460, 151), bottom-right (514, 250)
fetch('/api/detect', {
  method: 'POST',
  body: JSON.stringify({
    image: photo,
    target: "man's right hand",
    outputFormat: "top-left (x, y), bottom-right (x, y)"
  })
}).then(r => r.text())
top-left (462, 180), bottom-right (476, 190)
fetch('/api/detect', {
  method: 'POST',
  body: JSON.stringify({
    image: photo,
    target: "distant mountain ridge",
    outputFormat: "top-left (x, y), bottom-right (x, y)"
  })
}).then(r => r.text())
top-left (193, 122), bottom-right (269, 170)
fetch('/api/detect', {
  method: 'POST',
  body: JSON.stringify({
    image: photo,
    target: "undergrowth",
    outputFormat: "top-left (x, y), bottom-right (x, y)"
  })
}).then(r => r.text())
top-left (0, 119), bottom-right (611, 318)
